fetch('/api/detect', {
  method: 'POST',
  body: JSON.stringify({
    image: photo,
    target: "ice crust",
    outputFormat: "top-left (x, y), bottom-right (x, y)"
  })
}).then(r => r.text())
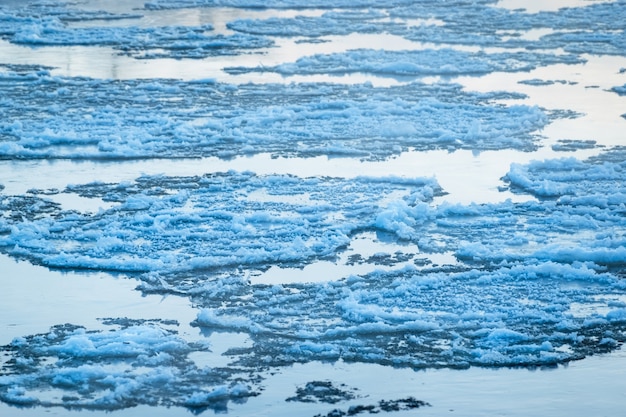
top-left (0, 9), bottom-right (272, 59)
top-left (224, 48), bottom-right (585, 77)
top-left (3, 150), bottom-right (620, 280)
top-left (10, 23), bottom-right (273, 59)
top-left (0, 321), bottom-right (253, 411)
top-left (2, 151), bottom-right (626, 391)
top-left (2, 0), bottom-right (626, 412)
top-left (3, 0), bottom-right (626, 63)
top-left (152, 0), bottom-right (626, 57)
top-left (224, 2), bottom-right (626, 54)
top-left (0, 172), bottom-right (442, 273)
top-left (612, 84), bottom-right (626, 95)
top-left (0, 69), bottom-right (546, 160)
top-left (142, 0), bottom-right (440, 10)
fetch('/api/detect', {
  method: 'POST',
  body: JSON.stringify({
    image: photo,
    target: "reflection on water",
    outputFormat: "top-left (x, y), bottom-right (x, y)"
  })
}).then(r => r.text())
top-left (247, 350), bottom-right (626, 417)
top-left (0, 255), bottom-right (198, 346)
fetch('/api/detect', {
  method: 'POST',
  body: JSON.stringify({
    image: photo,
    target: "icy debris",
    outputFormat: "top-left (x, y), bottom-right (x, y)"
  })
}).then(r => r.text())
top-left (1, 2), bottom-right (626, 413)
top-left (139, 0), bottom-right (626, 58)
top-left (1, 150), bottom-right (625, 279)
top-left (0, 2), bottom-right (273, 59)
top-left (286, 380), bottom-right (358, 404)
top-left (192, 150), bottom-right (624, 368)
top-left (8, 20), bottom-right (273, 59)
top-left (611, 84), bottom-right (626, 96)
top-left (221, 0), bottom-right (626, 55)
top-left (551, 139), bottom-right (597, 152)
top-left (4, 0), bottom-right (626, 61)
top-left (0, 172), bottom-right (442, 274)
top-left (224, 48), bottom-right (586, 77)
top-left (186, 260), bottom-right (626, 370)
top-left (519, 79), bottom-right (577, 86)
top-left (313, 397), bottom-right (430, 417)
top-left (227, 12), bottom-right (401, 38)
top-left (143, 0), bottom-right (421, 10)
top-left (504, 152), bottom-right (626, 200)
top-left (442, 150), bottom-right (626, 267)
top-left (1, 2), bottom-right (143, 23)
top-left (401, 1), bottom-right (626, 50)
top-left (0, 321), bottom-right (256, 411)
top-left (0, 72), bottom-right (547, 160)
top-left (539, 30), bottom-right (626, 56)
top-left (1, 151), bottom-right (626, 414)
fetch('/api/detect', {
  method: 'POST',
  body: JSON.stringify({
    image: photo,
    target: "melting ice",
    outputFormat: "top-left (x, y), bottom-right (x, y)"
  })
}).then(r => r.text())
top-left (1, 0), bottom-right (626, 414)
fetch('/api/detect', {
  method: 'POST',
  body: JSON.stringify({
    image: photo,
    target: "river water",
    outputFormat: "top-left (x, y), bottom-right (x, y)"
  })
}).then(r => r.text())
top-left (1, 0), bottom-right (625, 415)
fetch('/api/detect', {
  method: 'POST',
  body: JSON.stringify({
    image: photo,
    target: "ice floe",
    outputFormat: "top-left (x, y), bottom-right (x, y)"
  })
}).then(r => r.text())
top-left (0, 9), bottom-right (273, 59)
top-left (11, 22), bottom-right (273, 59)
top-left (1, 150), bottom-right (625, 384)
top-left (1, 0), bottom-right (626, 413)
top-left (224, 48), bottom-right (586, 77)
top-left (143, 0), bottom-right (423, 10)
top-left (2, 0), bottom-right (626, 62)
top-left (612, 84), bottom-right (626, 95)
top-left (0, 320), bottom-right (254, 411)
top-left (0, 172), bottom-right (442, 273)
top-left (0, 68), bottom-right (548, 160)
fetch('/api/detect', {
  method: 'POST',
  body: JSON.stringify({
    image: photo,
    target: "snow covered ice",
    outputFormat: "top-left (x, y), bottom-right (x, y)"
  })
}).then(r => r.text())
top-left (0, 70), bottom-right (547, 159)
top-left (1, 0), bottom-right (626, 416)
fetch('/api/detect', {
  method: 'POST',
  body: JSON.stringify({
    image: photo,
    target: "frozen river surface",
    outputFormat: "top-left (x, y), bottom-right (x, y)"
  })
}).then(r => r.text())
top-left (1, 0), bottom-right (626, 415)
